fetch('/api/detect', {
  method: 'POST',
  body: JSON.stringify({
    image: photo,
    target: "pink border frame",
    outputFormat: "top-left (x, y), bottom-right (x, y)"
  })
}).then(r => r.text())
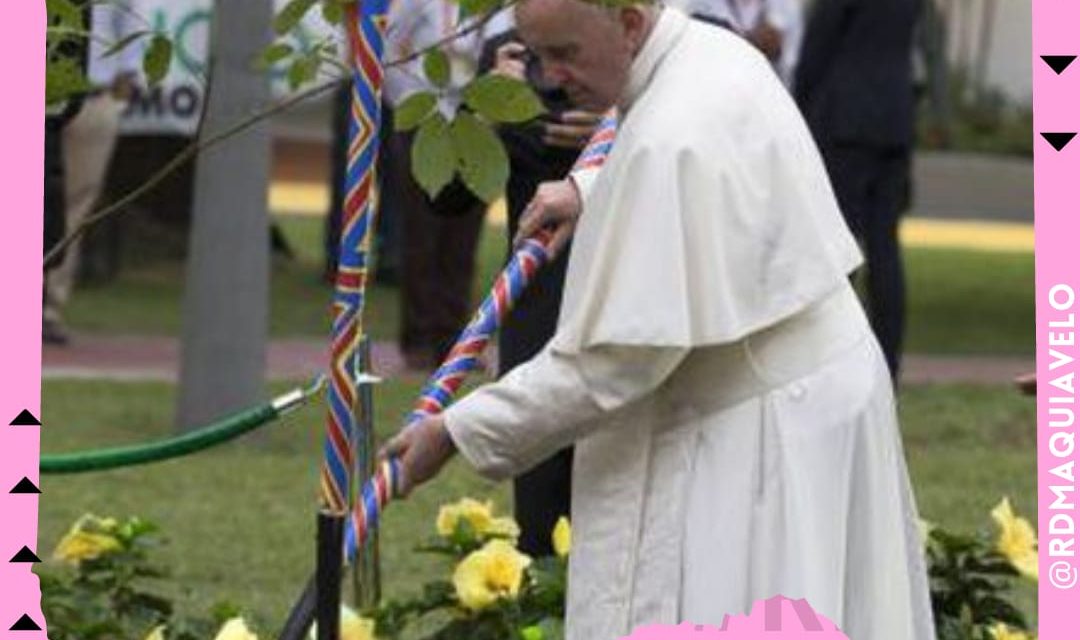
top-left (1034, 1), bottom-right (1080, 638)
top-left (4, 1), bottom-right (1076, 638)
top-left (0, 1), bottom-right (46, 638)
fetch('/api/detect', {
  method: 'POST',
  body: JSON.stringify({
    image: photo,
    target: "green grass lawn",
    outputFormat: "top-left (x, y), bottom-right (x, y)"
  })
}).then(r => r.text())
top-left (37, 379), bottom-right (1037, 633)
top-left (37, 378), bottom-right (510, 635)
top-left (62, 215), bottom-right (509, 343)
top-left (61, 215), bottom-right (1034, 355)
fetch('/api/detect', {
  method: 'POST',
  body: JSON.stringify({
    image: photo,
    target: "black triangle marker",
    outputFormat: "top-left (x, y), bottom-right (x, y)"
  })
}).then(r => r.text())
top-left (1042, 55), bottom-right (1077, 75)
top-left (9, 478), bottom-right (41, 494)
top-left (1042, 132), bottom-right (1077, 151)
top-left (10, 547), bottom-right (41, 563)
top-left (9, 410), bottom-right (40, 426)
top-left (10, 614), bottom-right (41, 631)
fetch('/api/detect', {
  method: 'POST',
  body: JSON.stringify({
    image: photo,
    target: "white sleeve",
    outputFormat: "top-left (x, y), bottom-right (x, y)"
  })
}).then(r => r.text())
top-left (569, 166), bottom-right (601, 202)
top-left (444, 343), bottom-right (688, 481)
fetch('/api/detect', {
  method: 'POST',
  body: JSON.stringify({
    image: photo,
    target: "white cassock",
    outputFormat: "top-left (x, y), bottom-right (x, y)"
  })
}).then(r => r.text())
top-left (444, 7), bottom-right (936, 640)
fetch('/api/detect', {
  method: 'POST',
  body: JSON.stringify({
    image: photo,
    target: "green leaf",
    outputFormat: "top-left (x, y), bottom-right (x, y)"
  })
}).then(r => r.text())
top-left (142, 35), bottom-right (173, 85)
top-left (459, 0), bottom-right (505, 19)
top-left (46, 0), bottom-right (84, 29)
top-left (46, 58), bottom-right (92, 106)
top-left (287, 54), bottom-right (320, 90)
top-left (102, 30), bottom-right (152, 59)
top-left (394, 92), bottom-right (438, 131)
top-left (450, 111), bottom-right (509, 202)
top-left (274, 0), bottom-right (319, 36)
top-left (321, 0), bottom-right (345, 25)
top-left (257, 42), bottom-right (295, 70)
top-left (423, 49), bottom-right (451, 88)
top-left (411, 113), bottom-right (456, 198)
top-left (464, 74), bottom-right (546, 124)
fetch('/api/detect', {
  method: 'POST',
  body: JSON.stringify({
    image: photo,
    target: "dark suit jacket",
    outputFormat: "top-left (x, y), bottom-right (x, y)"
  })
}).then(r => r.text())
top-left (478, 30), bottom-right (580, 374)
top-left (795, 0), bottom-right (921, 149)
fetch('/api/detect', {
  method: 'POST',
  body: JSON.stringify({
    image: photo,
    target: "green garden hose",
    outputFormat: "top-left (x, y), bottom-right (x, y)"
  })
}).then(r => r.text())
top-left (40, 376), bottom-right (325, 475)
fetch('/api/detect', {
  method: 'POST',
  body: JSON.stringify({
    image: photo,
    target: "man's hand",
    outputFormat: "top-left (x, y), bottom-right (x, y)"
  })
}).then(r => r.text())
top-left (514, 179), bottom-right (583, 259)
top-left (493, 41), bottom-right (528, 81)
top-left (378, 414), bottom-right (457, 498)
top-left (543, 110), bottom-right (603, 149)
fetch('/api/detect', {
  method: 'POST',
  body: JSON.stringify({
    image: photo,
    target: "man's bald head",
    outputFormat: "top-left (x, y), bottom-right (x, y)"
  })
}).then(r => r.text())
top-left (514, 0), bottom-right (659, 110)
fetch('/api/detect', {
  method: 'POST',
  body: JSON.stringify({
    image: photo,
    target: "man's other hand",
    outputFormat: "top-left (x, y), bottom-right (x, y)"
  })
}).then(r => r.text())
top-left (543, 110), bottom-right (603, 149)
top-left (378, 414), bottom-right (457, 498)
top-left (514, 179), bottom-right (583, 258)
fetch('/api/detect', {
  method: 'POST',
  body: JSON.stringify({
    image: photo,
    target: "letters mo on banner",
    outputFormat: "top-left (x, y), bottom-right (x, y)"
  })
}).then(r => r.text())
top-left (121, 0), bottom-right (339, 136)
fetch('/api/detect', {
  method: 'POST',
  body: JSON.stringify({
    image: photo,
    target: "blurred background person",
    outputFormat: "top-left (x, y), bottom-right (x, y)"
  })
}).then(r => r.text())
top-left (670, 0), bottom-right (804, 89)
top-left (795, 0), bottom-right (922, 381)
top-left (384, 0), bottom-right (491, 371)
top-left (477, 11), bottom-right (603, 557)
top-left (44, 0), bottom-right (141, 345)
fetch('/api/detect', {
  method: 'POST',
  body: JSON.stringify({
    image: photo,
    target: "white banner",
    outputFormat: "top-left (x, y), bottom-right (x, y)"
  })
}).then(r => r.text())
top-left (119, 0), bottom-right (339, 136)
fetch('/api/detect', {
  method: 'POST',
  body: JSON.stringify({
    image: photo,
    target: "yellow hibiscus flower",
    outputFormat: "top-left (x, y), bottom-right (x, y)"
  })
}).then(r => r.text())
top-left (214, 617), bottom-right (259, 640)
top-left (552, 516), bottom-right (571, 559)
top-left (991, 498), bottom-right (1038, 581)
top-left (453, 539), bottom-right (532, 611)
top-left (436, 498), bottom-right (520, 541)
top-left (143, 625), bottom-right (167, 640)
top-left (307, 605), bottom-right (378, 640)
top-left (437, 498), bottom-right (494, 537)
top-left (987, 621), bottom-right (1034, 640)
top-left (52, 530), bottom-right (122, 566)
top-left (487, 516), bottom-right (522, 540)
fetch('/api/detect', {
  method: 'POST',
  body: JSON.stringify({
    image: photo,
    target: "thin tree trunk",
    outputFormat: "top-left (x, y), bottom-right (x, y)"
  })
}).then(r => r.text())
top-left (176, 0), bottom-right (272, 431)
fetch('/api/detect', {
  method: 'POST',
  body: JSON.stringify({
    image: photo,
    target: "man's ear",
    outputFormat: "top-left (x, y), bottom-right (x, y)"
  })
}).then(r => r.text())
top-left (619, 6), bottom-right (648, 46)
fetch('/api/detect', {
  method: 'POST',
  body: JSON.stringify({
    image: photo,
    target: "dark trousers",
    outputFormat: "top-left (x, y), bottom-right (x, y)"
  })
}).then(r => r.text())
top-left (387, 131), bottom-right (485, 362)
top-left (820, 143), bottom-right (910, 380)
top-left (326, 86), bottom-right (401, 282)
top-left (498, 134), bottom-right (580, 557)
top-left (44, 121), bottom-right (66, 269)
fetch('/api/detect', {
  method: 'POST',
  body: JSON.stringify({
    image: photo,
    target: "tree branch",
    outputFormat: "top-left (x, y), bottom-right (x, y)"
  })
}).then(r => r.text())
top-left (42, 4), bottom-right (514, 269)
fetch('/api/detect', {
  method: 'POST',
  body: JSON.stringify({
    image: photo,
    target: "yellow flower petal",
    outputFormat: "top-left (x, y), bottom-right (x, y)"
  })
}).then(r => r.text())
top-left (52, 531), bottom-right (122, 566)
top-left (308, 606), bottom-right (377, 640)
top-left (144, 624), bottom-right (167, 640)
top-left (488, 517), bottom-right (521, 541)
top-left (437, 498), bottom-right (495, 538)
top-left (452, 539), bottom-right (532, 611)
top-left (987, 621), bottom-right (1033, 640)
top-left (214, 617), bottom-right (259, 640)
top-left (991, 498), bottom-right (1039, 580)
top-left (552, 517), bottom-right (572, 559)
top-left (454, 550), bottom-right (500, 611)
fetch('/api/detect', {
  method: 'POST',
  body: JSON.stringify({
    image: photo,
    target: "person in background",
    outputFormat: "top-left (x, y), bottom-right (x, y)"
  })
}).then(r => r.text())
top-left (795, 0), bottom-right (921, 381)
top-left (670, 0), bottom-right (804, 89)
top-left (44, 0), bottom-right (140, 345)
top-left (477, 11), bottom-right (603, 557)
top-left (384, 0), bottom-right (494, 370)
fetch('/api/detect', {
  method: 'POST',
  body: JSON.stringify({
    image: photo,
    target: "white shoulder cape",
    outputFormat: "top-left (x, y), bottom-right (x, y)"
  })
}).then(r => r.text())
top-left (554, 12), bottom-right (862, 353)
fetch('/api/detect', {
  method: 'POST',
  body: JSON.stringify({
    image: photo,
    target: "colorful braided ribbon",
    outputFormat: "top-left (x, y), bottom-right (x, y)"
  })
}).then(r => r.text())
top-left (322, 0), bottom-right (390, 514)
top-left (341, 109), bottom-right (620, 559)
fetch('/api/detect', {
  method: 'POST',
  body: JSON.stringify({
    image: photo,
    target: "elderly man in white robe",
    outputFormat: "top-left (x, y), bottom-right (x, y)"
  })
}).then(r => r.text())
top-left (380, 1), bottom-right (936, 638)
